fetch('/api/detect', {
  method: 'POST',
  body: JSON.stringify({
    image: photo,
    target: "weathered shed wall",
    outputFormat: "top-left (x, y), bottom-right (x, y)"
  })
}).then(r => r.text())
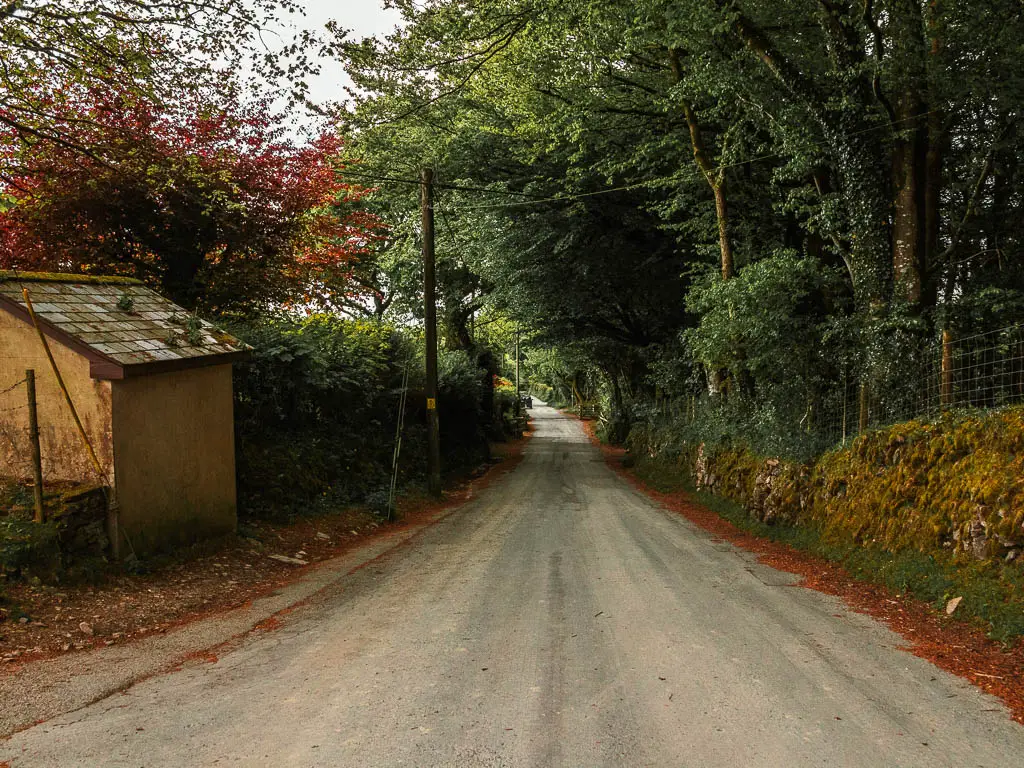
top-left (111, 364), bottom-right (237, 554)
top-left (0, 310), bottom-right (113, 483)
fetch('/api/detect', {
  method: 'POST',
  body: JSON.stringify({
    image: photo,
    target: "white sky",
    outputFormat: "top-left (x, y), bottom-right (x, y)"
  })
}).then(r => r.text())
top-left (288, 0), bottom-right (402, 111)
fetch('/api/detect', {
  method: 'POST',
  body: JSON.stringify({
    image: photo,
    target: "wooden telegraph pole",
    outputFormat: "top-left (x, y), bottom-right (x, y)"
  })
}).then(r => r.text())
top-left (514, 329), bottom-right (521, 415)
top-left (422, 168), bottom-right (442, 496)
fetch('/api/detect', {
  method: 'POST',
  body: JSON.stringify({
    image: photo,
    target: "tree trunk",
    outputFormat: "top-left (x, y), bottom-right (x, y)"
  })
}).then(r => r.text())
top-left (669, 47), bottom-right (734, 396)
top-left (608, 370), bottom-right (630, 444)
top-left (712, 182), bottom-right (734, 280)
top-left (989, 149), bottom-right (1014, 264)
top-left (891, 106), bottom-right (926, 307)
top-left (889, 0), bottom-right (930, 308)
top-left (922, 2), bottom-right (946, 309)
top-left (922, 109), bottom-right (944, 309)
top-left (669, 48), bottom-right (734, 281)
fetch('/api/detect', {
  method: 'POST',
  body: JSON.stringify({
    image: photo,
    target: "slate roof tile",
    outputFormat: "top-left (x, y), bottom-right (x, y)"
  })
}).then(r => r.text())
top-left (0, 272), bottom-right (249, 369)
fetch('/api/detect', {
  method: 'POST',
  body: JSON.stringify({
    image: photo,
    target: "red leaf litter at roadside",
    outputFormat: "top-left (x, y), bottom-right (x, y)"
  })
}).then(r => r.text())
top-left (576, 416), bottom-right (1024, 724)
top-left (0, 427), bottom-right (532, 671)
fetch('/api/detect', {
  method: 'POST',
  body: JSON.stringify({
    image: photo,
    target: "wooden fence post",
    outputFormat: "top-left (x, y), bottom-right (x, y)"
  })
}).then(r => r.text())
top-left (25, 369), bottom-right (45, 523)
top-left (858, 381), bottom-right (870, 434)
top-left (940, 329), bottom-right (954, 407)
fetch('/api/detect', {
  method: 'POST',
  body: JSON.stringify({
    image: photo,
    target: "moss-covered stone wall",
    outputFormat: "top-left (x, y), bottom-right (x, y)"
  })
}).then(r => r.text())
top-left (643, 408), bottom-right (1024, 567)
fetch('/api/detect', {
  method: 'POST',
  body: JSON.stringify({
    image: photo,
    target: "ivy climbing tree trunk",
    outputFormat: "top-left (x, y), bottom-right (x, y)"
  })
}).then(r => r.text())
top-left (710, 1), bottom-right (892, 312)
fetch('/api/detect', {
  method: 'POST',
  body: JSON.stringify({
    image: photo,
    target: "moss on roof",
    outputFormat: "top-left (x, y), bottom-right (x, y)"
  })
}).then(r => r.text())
top-left (0, 271), bottom-right (143, 286)
top-left (0, 275), bottom-right (249, 367)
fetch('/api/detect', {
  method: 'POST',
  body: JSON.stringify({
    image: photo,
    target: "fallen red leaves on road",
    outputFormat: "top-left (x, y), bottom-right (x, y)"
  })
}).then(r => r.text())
top-left (576, 416), bottom-right (1024, 725)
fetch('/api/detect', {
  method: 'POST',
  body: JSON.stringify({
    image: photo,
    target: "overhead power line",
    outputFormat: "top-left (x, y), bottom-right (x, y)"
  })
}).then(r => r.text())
top-left (338, 109), bottom-right (945, 213)
top-left (336, 170), bottom-right (544, 198)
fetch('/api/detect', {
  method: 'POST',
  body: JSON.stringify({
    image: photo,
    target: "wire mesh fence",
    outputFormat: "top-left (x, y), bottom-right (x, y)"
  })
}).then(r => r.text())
top-left (929, 326), bottom-right (1024, 412)
top-left (1, 366), bottom-right (60, 525)
top-left (817, 323), bottom-right (1024, 449)
top-left (651, 323), bottom-right (1024, 461)
top-left (0, 371), bottom-right (39, 521)
top-left (1, 361), bottom-right (116, 555)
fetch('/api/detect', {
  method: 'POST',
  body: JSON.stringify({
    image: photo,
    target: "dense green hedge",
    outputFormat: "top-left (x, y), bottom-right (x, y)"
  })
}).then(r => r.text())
top-left (227, 315), bottom-right (508, 520)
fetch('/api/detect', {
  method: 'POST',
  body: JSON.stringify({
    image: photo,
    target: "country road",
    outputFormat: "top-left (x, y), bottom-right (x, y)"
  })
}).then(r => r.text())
top-left (3, 404), bottom-right (1023, 767)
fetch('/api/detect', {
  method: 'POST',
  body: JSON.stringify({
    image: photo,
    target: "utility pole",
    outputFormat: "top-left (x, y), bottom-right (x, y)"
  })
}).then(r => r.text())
top-left (514, 329), bottom-right (521, 415)
top-left (25, 369), bottom-right (44, 523)
top-left (422, 168), bottom-right (442, 496)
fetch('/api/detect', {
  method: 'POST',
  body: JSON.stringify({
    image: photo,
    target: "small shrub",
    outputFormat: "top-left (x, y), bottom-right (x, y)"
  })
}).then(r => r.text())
top-left (1, 518), bottom-right (62, 580)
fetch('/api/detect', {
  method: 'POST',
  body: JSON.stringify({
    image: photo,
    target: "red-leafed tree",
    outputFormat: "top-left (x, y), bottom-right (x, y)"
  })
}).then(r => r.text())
top-left (0, 88), bottom-right (385, 312)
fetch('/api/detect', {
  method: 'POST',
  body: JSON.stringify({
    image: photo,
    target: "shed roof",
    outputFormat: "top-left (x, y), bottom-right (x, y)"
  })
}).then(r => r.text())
top-left (0, 271), bottom-right (251, 380)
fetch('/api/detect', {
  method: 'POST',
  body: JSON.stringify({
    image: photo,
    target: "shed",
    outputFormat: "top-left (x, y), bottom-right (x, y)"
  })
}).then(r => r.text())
top-left (0, 271), bottom-right (250, 554)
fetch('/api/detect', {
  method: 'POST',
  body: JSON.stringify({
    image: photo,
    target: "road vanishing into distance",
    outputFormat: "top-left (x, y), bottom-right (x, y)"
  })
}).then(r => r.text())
top-left (3, 404), bottom-right (1024, 766)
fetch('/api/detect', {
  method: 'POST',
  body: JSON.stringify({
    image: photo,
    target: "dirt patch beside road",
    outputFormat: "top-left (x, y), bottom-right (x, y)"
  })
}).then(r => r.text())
top-left (1, 508), bottom-right (382, 667)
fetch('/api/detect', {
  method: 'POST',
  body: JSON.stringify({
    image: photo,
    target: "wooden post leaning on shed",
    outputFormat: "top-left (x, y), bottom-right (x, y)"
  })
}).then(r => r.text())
top-left (22, 287), bottom-right (120, 557)
top-left (940, 329), bottom-right (954, 408)
top-left (25, 369), bottom-right (45, 523)
top-left (422, 168), bottom-right (443, 497)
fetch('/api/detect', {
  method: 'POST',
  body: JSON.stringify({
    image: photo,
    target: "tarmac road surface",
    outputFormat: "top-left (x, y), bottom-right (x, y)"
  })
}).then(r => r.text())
top-left (3, 403), bottom-right (1023, 767)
